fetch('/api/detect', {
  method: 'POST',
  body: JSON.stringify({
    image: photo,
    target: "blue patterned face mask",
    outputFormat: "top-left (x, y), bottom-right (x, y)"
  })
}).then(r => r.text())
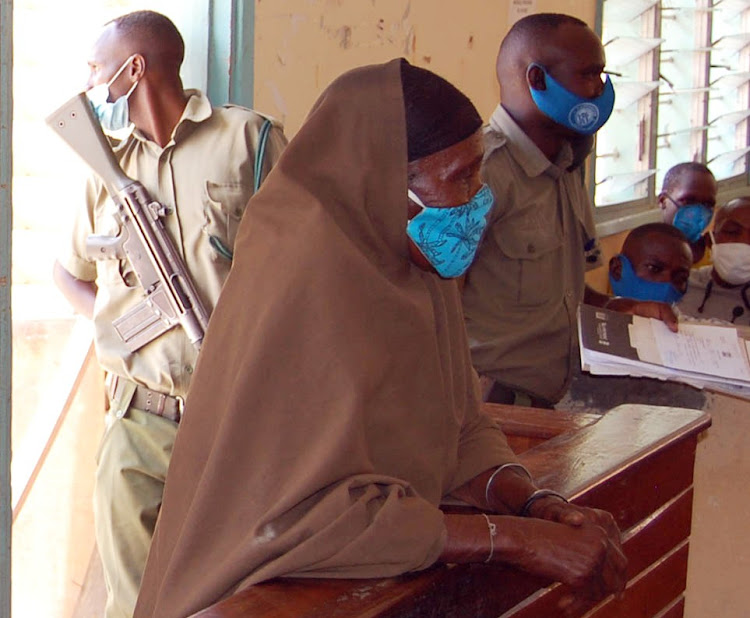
top-left (86, 55), bottom-right (138, 133)
top-left (671, 202), bottom-right (713, 243)
top-left (527, 63), bottom-right (615, 135)
top-left (609, 254), bottom-right (684, 304)
top-left (406, 184), bottom-right (494, 278)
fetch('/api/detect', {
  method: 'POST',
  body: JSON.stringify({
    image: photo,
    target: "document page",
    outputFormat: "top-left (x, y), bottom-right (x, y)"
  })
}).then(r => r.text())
top-left (647, 321), bottom-right (750, 381)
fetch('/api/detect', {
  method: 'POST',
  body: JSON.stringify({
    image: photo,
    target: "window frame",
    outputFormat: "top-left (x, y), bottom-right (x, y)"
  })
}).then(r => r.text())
top-left (592, 0), bottom-right (750, 235)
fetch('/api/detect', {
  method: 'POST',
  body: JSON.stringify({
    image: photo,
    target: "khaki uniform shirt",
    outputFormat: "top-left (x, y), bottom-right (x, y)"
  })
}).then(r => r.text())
top-left (462, 105), bottom-right (601, 402)
top-left (60, 90), bottom-right (287, 398)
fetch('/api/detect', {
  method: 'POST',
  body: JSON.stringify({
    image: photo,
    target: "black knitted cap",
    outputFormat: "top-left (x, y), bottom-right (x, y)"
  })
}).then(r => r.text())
top-left (400, 59), bottom-right (483, 161)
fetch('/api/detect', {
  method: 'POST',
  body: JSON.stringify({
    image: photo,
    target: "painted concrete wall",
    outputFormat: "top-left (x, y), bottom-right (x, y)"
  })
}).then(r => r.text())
top-left (253, 0), bottom-right (596, 137)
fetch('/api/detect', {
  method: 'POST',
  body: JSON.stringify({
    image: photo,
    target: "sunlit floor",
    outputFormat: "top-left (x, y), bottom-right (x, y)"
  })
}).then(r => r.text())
top-left (11, 287), bottom-right (105, 617)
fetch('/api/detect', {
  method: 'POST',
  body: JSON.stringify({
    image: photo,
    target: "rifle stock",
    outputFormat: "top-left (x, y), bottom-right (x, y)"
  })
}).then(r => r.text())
top-left (47, 93), bottom-right (209, 351)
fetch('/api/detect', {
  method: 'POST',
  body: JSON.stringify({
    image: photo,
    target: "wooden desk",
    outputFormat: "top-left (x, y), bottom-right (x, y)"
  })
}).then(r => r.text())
top-left (195, 404), bottom-right (710, 618)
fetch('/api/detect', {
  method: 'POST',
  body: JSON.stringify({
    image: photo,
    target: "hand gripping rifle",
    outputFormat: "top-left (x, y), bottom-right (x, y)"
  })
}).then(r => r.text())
top-left (47, 93), bottom-right (209, 352)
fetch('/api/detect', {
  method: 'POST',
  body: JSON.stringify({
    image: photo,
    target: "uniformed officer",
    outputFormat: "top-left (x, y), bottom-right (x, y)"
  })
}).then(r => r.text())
top-left (53, 11), bottom-right (287, 617)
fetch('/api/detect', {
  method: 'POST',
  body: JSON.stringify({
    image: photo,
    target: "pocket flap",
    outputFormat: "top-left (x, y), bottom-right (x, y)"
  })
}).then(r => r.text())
top-left (497, 227), bottom-right (562, 260)
top-left (204, 181), bottom-right (250, 220)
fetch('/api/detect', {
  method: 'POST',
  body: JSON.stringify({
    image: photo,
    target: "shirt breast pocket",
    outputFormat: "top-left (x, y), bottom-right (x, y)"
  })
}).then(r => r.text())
top-left (497, 230), bottom-right (563, 308)
top-left (202, 181), bottom-right (251, 260)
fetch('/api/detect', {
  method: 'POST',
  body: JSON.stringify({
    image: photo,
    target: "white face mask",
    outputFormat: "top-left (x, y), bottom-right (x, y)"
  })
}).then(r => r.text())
top-left (86, 55), bottom-right (138, 132)
top-left (711, 233), bottom-right (750, 285)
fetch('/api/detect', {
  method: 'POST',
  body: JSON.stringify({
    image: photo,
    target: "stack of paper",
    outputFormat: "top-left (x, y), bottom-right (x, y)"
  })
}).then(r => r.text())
top-left (578, 304), bottom-right (750, 396)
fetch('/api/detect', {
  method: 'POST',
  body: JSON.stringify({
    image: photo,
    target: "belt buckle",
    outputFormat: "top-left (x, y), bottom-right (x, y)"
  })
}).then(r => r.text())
top-left (175, 396), bottom-right (185, 422)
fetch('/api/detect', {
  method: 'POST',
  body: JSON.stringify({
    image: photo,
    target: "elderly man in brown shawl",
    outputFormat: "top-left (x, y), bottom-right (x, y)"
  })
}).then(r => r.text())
top-left (135, 59), bottom-right (626, 618)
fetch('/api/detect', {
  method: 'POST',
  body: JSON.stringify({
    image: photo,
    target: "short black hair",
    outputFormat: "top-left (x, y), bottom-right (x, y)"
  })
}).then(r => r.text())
top-left (661, 162), bottom-right (715, 194)
top-left (500, 13), bottom-right (587, 57)
top-left (623, 222), bottom-right (689, 252)
top-left (400, 60), bottom-right (482, 162)
top-left (108, 10), bottom-right (185, 69)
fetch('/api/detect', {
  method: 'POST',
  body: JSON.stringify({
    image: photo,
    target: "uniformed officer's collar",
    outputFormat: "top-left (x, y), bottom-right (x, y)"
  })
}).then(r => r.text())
top-left (488, 104), bottom-right (572, 180)
top-left (130, 89), bottom-right (214, 150)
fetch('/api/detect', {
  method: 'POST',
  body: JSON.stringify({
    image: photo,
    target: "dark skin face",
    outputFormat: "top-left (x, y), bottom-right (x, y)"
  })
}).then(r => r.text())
top-left (85, 24), bottom-right (145, 103)
top-left (609, 233), bottom-right (693, 294)
top-left (406, 130), bottom-right (484, 274)
top-left (500, 23), bottom-right (607, 160)
top-left (658, 171), bottom-right (718, 225)
top-left (526, 24), bottom-right (607, 102)
top-left (84, 22), bottom-right (188, 147)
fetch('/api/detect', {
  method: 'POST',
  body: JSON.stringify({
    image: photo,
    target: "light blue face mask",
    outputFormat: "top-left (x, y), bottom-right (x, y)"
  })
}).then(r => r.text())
top-left (527, 63), bottom-right (615, 135)
top-left (86, 55), bottom-right (138, 133)
top-left (609, 254), bottom-right (685, 304)
top-left (406, 184), bottom-right (494, 279)
top-left (671, 202), bottom-right (713, 244)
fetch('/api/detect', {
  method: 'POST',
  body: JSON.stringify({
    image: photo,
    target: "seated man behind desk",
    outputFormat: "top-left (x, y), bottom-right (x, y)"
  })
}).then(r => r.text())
top-left (462, 13), bottom-right (675, 409)
top-left (658, 162), bottom-right (717, 266)
top-left (561, 224), bottom-right (705, 413)
top-left (609, 223), bottom-right (692, 304)
top-left (680, 197), bottom-right (750, 324)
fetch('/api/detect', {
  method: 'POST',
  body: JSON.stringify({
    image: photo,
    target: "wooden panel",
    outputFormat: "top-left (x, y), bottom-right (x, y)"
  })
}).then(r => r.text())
top-left (585, 542), bottom-right (689, 618)
top-left (568, 437), bottom-right (699, 532)
top-left (195, 565), bottom-right (550, 618)
top-left (619, 488), bottom-right (692, 580)
top-left (654, 596), bottom-right (684, 618)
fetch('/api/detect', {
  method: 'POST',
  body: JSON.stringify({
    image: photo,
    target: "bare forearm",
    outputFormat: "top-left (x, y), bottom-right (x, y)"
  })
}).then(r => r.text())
top-left (53, 261), bottom-right (96, 319)
top-left (450, 465), bottom-right (537, 515)
top-left (440, 513), bottom-right (627, 599)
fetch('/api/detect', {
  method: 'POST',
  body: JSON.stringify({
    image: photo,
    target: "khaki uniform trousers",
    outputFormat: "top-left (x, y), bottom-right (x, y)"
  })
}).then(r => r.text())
top-left (94, 406), bottom-right (178, 618)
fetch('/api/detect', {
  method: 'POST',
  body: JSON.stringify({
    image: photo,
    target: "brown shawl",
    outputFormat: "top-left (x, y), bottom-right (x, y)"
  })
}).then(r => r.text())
top-left (135, 59), bottom-right (517, 618)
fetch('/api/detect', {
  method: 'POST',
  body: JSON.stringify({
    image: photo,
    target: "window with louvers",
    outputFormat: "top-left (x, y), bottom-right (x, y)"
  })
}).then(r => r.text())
top-left (594, 0), bottom-right (750, 220)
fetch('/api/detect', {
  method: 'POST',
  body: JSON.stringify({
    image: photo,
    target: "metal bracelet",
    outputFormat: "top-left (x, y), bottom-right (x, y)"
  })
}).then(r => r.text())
top-left (482, 513), bottom-right (497, 564)
top-left (484, 463), bottom-right (533, 507)
top-left (520, 488), bottom-right (569, 517)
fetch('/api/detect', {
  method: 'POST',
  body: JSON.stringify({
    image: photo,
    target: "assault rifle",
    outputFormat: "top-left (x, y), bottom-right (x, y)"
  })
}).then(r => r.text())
top-left (46, 93), bottom-right (209, 352)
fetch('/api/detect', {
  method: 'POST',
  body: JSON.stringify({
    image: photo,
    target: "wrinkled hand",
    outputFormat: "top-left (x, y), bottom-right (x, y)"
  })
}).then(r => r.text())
top-left (512, 517), bottom-right (627, 613)
top-left (527, 498), bottom-right (621, 542)
top-left (606, 297), bottom-right (678, 333)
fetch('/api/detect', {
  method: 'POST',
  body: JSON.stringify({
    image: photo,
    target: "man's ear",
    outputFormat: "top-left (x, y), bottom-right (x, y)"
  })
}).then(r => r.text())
top-left (609, 255), bottom-right (622, 281)
top-left (657, 192), bottom-right (667, 210)
top-left (526, 64), bottom-right (547, 92)
top-left (129, 54), bottom-right (146, 81)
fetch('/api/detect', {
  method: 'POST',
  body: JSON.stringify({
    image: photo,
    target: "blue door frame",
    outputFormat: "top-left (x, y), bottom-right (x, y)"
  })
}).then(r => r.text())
top-left (207, 0), bottom-right (256, 107)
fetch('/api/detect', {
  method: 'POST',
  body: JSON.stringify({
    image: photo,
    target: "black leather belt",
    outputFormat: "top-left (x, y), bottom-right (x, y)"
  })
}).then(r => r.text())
top-left (107, 374), bottom-right (184, 423)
